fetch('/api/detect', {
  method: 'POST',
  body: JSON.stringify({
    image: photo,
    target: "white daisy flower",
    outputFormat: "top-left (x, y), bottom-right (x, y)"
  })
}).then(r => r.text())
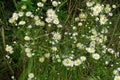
top-left (34, 16), bottom-right (39, 21)
top-left (18, 11), bottom-right (24, 17)
top-left (76, 43), bottom-right (83, 49)
top-left (28, 25), bottom-right (32, 28)
top-left (86, 1), bottom-right (94, 7)
top-left (35, 20), bottom-right (41, 26)
top-left (26, 53), bottom-right (32, 58)
top-left (109, 13), bottom-right (113, 16)
top-left (117, 67), bottom-right (120, 71)
top-left (113, 70), bottom-right (119, 75)
top-left (100, 17), bottom-right (108, 25)
top-left (44, 53), bottom-right (50, 58)
top-left (93, 4), bottom-right (103, 14)
top-left (105, 4), bottom-right (111, 13)
top-left (45, 17), bottom-right (52, 23)
top-left (90, 41), bottom-right (96, 47)
top-left (93, 11), bottom-right (99, 16)
top-left (53, 32), bottom-right (61, 41)
top-left (86, 47), bottom-right (95, 53)
top-left (53, 19), bottom-right (59, 24)
top-left (90, 35), bottom-right (97, 41)
top-left (19, 21), bottom-right (26, 25)
top-left (74, 59), bottom-right (82, 66)
top-left (21, 5), bottom-right (27, 10)
top-left (26, 11), bottom-right (32, 17)
top-left (39, 57), bottom-right (45, 63)
top-left (47, 9), bottom-right (55, 17)
top-left (37, 2), bottom-right (44, 7)
top-left (25, 48), bottom-right (31, 53)
top-left (51, 47), bottom-right (57, 52)
top-left (75, 17), bottom-right (80, 22)
top-left (92, 53), bottom-right (100, 60)
top-left (62, 58), bottom-right (74, 67)
top-left (24, 36), bottom-right (30, 41)
top-left (52, 1), bottom-right (58, 7)
top-left (114, 76), bottom-right (120, 80)
top-left (9, 18), bottom-right (15, 23)
top-left (5, 45), bottom-right (13, 53)
top-left (51, 14), bottom-right (58, 20)
top-left (12, 13), bottom-right (18, 20)
top-left (112, 5), bottom-right (116, 8)
top-left (80, 56), bottom-right (86, 61)
top-left (28, 73), bottom-right (34, 79)
top-left (78, 22), bottom-right (82, 26)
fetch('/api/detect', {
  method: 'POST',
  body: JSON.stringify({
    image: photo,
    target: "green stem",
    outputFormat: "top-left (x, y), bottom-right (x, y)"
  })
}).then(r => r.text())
top-left (13, 0), bottom-right (17, 9)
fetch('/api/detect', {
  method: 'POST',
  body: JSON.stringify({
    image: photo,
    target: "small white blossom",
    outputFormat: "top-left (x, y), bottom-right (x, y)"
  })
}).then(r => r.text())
top-left (53, 32), bottom-right (61, 41)
top-left (28, 73), bottom-right (34, 79)
top-left (74, 59), bottom-right (82, 66)
top-left (112, 5), bottom-right (116, 8)
top-left (37, 2), bottom-right (44, 7)
top-left (24, 36), bottom-right (30, 41)
top-left (21, 5), bottom-right (27, 10)
top-left (52, 1), bottom-right (58, 7)
top-left (19, 21), bottom-right (26, 25)
top-left (63, 58), bottom-right (74, 67)
top-left (26, 11), bottom-right (32, 17)
top-left (114, 76), bottom-right (120, 80)
top-left (39, 57), bottom-right (45, 63)
top-left (80, 56), bottom-right (86, 61)
top-left (92, 53), bottom-right (100, 60)
top-left (86, 47), bottom-right (95, 53)
top-left (47, 9), bottom-right (55, 17)
top-left (5, 45), bottom-right (13, 54)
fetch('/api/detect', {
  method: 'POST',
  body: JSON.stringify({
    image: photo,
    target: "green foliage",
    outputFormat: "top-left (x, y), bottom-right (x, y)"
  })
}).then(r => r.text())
top-left (0, 0), bottom-right (120, 80)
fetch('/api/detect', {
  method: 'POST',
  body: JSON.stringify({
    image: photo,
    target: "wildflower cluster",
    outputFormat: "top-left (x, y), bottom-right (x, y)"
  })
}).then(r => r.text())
top-left (7, 0), bottom-right (119, 79)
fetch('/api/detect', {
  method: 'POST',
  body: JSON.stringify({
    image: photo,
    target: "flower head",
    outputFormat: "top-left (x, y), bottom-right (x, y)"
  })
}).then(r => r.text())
top-left (28, 73), bottom-right (34, 79)
top-left (105, 4), bottom-right (111, 13)
top-left (92, 53), bottom-right (100, 60)
top-left (86, 47), bottom-right (95, 53)
top-left (18, 21), bottom-right (26, 25)
top-left (5, 45), bottom-right (13, 54)
top-left (74, 59), bottom-right (82, 66)
top-left (93, 4), bottom-right (103, 15)
top-left (114, 76), bottom-right (120, 80)
top-left (39, 57), bottom-right (45, 63)
top-left (80, 56), bottom-right (86, 61)
top-left (37, 2), bottom-right (44, 7)
top-left (24, 36), bottom-right (30, 41)
top-left (47, 9), bottom-right (55, 17)
top-left (52, 1), bottom-right (58, 7)
top-left (63, 58), bottom-right (74, 67)
top-left (53, 32), bottom-right (61, 41)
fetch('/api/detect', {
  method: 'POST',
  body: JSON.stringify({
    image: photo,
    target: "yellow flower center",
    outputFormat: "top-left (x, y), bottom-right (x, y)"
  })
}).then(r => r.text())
top-left (102, 19), bottom-right (106, 23)
top-left (49, 11), bottom-right (53, 15)
top-left (76, 61), bottom-right (80, 64)
top-left (55, 34), bottom-right (59, 39)
top-left (47, 18), bottom-right (52, 22)
top-left (116, 77), bottom-right (120, 80)
top-left (66, 60), bottom-right (70, 64)
top-left (96, 7), bottom-right (99, 11)
top-left (95, 56), bottom-right (99, 59)
top-left (7, 47), bottom-right (12, 51)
